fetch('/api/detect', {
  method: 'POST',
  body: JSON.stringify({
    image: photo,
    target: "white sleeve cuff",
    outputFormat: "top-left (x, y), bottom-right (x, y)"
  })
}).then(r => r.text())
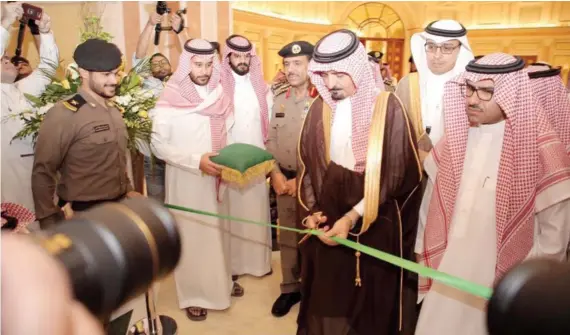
top-left (353, 199), bottom-right (365, 216)
top-left (0, 26), bottom-right (10, 55)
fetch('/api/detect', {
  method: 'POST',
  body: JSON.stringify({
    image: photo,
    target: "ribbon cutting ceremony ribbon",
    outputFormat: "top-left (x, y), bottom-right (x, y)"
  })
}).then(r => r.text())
top-left (165, 203), bottom-right (493, 300)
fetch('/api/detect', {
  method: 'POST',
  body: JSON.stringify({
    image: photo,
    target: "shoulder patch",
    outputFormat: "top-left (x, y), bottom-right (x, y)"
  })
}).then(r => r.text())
top-left (63, 94), bottom-right (87, 112)
top-left (309, 86), bottom-right (319, 98)
top-left (274, 83), bottom-right (290, 97)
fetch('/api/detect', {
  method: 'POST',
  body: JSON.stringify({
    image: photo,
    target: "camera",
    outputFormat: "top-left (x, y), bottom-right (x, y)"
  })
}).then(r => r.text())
top-left (21, 3), bottom-right (43, 21)
top-left (156, 1), bottom-right (170, 16)
top-left (487, 258), bottom-right (570, 335)
top-left (34, 197), bottom-right (181, 320)
top-left (154, 1), bottom-right (186, 45)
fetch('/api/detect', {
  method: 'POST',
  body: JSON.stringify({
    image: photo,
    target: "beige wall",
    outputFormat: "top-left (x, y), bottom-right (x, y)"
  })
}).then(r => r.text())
top-left (233, 10), bottom-right (332, 82)
top-left (233, 1), bottom-right (570, 81)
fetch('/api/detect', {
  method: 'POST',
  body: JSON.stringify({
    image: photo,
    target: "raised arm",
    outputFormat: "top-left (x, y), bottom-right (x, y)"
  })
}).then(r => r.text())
top-left (17, 13), bottom-right (59, 97)
top-left (0, 2), bottom-right (23, 55)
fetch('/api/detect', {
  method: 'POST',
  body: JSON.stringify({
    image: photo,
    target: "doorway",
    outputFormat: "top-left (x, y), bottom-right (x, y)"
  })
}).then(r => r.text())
top-left (346, 3), bottom-right (406, 80)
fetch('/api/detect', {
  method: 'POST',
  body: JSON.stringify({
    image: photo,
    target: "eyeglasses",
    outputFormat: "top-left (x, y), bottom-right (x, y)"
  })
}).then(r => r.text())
top-left (424, 42), bottom-right (461, 55)
top-left (151, 59), bottom-right (170, 69)
top-left (460, 83), bottom-right (495, 101)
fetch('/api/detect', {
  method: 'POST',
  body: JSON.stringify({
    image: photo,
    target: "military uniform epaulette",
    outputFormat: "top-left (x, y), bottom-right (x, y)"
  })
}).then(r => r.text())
top-left (273, 83), bottom-right (291, 97)
top-left (62, 94), bottom-right (87, 112)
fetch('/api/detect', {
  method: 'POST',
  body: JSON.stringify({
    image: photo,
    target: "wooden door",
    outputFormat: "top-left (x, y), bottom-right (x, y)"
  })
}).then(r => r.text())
top-left (386, 40), bottom-right (404, 80)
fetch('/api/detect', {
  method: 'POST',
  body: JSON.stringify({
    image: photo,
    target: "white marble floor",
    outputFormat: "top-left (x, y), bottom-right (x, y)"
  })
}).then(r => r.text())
top-left (122, 251), bottom-right (299, 335)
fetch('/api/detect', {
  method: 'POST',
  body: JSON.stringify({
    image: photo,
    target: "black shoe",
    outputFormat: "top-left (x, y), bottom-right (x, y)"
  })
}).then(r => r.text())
top-left (271, 292), bottom-right (301, 317)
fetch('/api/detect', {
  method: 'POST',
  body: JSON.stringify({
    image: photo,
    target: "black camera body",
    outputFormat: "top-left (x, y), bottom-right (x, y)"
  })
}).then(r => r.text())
top-left (154, 1), bottom-right (186, 46)
top-left (156, 1), bottom-right (170, 16)
top-left (35, 198), bottom-right (181, 320)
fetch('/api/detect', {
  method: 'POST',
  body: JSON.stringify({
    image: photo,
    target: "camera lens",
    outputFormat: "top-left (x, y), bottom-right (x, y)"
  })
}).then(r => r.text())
top-left (37, 198), bottom-right (181, 319)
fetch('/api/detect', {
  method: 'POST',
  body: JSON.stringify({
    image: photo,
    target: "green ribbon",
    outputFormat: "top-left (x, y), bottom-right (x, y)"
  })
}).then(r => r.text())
top-left (165, 203), bottom-right (493, 299)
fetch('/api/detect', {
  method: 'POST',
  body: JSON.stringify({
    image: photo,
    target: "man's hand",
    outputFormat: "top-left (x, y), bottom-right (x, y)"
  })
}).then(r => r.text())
top-left (199, 153), bottom-right (223, 176)
top-left (285, 178), bottom-right (296, 197)
top-left (318, 215), bottom-right (353, 246)
top-left (1, 2), bottom-right (23, 30)
top-left (170, 14), bottom-right (183, 33)
top-left (147, 12), bottom-right (162, 27)
top-left (36, 12), bottom-right (51, 34)
top-left (271, 172), bottom-right (288, 195)
top-left (304, 212), bottom-right (327, 229)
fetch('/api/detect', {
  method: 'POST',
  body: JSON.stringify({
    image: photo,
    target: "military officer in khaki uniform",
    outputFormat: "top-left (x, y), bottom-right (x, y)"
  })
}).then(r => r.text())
top-left (32, 39), bottom-right (140, 229)
top-left (266, 40), bottom-right (318, 317)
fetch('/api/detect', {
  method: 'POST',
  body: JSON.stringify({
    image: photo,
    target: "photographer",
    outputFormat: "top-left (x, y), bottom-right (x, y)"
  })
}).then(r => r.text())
top-left (133, 12), bottom-right (185, 98)
top-left (134, 10), bottom-right (185, 203)
top-left (1, 2), bottom-right (59, 213)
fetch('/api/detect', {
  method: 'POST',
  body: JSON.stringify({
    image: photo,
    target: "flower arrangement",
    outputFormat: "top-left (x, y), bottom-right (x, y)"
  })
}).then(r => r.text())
top-left (11, 59), bottom-right (156, 152)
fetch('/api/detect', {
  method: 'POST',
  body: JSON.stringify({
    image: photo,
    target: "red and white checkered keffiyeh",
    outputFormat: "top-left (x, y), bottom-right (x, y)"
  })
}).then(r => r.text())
top-left (308, 30), bottom-right (377, 173)
top-left (368, 58), bottom-right (385, 91)
top-left (221, 35), bottom-right (269, 141)
top-left (419, 53), bottom-right (570, 294)
top-left (1, 202), bottom-right (35, 233)
top-left (157, 39), bottom-right (231, 152)
top-left (527, 65), bottom-right (570, 155)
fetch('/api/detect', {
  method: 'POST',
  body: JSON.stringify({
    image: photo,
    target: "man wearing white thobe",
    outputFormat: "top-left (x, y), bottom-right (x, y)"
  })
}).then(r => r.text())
top-left (150, 39), bottom-right (236, 321)
top-left (1, 3), bottom-right (59, 212)
top-left (415, 54), bottom-right (570, 335)
top-left (396, 19), bottom-right (474, 162)
top-left (221, 34), bottom-right (273, 278)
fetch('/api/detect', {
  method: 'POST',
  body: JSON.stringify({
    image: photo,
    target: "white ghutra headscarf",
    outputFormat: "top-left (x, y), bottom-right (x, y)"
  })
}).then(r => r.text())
top-left (410, 20), bottom-right (474, 146)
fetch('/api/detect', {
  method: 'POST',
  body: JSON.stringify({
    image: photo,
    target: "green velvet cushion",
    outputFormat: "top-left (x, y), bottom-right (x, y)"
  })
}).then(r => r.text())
top-left (211, 143), bottom-right (273, 173)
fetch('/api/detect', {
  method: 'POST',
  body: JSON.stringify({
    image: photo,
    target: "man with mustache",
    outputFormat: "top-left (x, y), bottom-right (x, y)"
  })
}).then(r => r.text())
top-left (220, 34), bottom-right (273, 283)
top-left (31, 39), bottom-right (140, 229)
top-left (265, 40), bottom-right (317, 317)
top-left (415, 54), bottom-right (570, 334)
top-left (296, 29), bottom-right (423, 335)
top-left (1, 2), bottom-right (59, 214)
top-left (396, 20), bottom-right (474, 163)
top-left (150, 38), bottom-right (234, 321)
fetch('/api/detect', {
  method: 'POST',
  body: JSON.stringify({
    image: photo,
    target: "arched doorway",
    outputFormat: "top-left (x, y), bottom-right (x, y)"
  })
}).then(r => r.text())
top-left (344, 3), bottom-right (405, 80)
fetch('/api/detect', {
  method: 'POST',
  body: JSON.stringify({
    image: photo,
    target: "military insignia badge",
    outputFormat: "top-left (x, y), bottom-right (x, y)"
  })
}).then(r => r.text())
top-left (375, 51), bottom-right (380, 58)
top-left (292, 44), bottom-right (301, 54)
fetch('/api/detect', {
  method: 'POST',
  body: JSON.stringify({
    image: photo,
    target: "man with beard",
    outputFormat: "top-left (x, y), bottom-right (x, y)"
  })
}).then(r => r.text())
top-left (150, 39), bottom-right (234, 321)
top-left (31, 39), bottom-right (139, 229)
top-left (415, 54), bottom-right (570, 335)
top-left (296, 29), bottom-right (423, 335)
top-left (527, 62), bottom-right (570, 154)
top-left (396, 20), bottom-right (474, 163)
top-left (221, 34), bottom-right (273, 281)
top-left (266, 40), bottom-right (317, 317)
top-left (1, 2), bottom-right (59, 213)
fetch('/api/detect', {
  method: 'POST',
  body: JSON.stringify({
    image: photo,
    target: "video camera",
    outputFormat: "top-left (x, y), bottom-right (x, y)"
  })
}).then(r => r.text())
top-left (33, 197), bottom-right (181, 321)
top-left (154, 1), bottom-right (187, 46)
top-left (6, 2), bottom-right (43, 58)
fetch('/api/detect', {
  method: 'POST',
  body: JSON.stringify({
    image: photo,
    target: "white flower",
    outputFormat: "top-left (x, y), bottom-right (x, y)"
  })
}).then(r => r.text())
top-left (38, 104), bottom-right (54, 115)
top-left (131, 105), bottom-right (139, 112)
top-left (115, 94), bottom-right (132, 106)
top-left (66, 63), bottom-right (80, 80)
